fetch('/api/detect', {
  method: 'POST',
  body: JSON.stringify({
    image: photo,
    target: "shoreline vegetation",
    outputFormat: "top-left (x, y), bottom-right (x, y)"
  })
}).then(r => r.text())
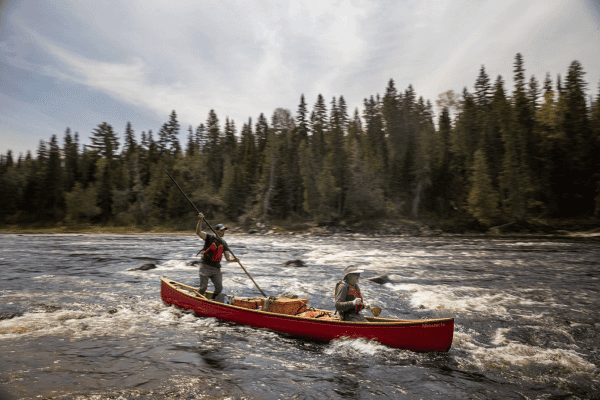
top-left (2, 217), bottom-right (599, 238)
top-left (2, 55), bottom-right (599, 235)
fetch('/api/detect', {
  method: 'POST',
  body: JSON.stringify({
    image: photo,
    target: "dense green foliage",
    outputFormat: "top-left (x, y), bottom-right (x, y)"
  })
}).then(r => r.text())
top-left (2, 55), bottom-right (599, 228)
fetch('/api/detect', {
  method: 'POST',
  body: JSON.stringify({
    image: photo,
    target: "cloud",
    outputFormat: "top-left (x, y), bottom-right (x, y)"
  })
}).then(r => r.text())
top-left (1, 0), bottom-right (599, 158)
top-left (6, 0), bottom-right (376, 126)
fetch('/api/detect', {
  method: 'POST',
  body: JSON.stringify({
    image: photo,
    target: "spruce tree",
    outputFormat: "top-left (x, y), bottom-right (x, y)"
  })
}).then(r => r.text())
top-left (411, 98), bottom-right (437, 218)
top-left (452, 88), bottom-right (479, 171)
top-left (255, 113), bottom-right (269, 178)
top-left (362, 95), bottom-right (387, 177)
top-left (561, 60), bottom-right (593, 213)
top-left (264, 108), bottom-right (294, 218)
top-left (498, 67), bottom-right (530, 221)
top-left (326, 96), bottom-right (348, 217)
top-left (344, 108), bottom-right (385, 218)
top-left (311, 94), bottom-right (328, 160)
top-left (167, 110), bottom-right (181, 155)
top-left (382, 79), bottom-right (405, 209)
top-left (123, 122), bottom-right (136, 160)
top-left (430, 107), bottom-right (454, 217)
top-left (46, 135), bottom-right (64, 218)
top-left (204, 110), bottom-right (223, 189)
top-left (474, 65), bottom-right (492, 109)
top-left (0, 152), bottom-right (19, 221)
top-left (90, 122), bottom-right (119, 161)
top-left (195, 123), bottom-right (206, 152)
top-left (63, 128), bottom-right (79, 192)
top-left (468, 149), bottom-right (500, 225)
top-left (186, 125), bottom-right (196, 157)
top-left (223, 117), bottom-right (237, 163)
top-left (239, 118), bottom-right (258, 200)
top-left (536, 75), bottom-right (559, 214)
top-left (591, 82), bottom-right (600, 216)
top-left (158, 123), bottom-right (169, 156)
top-left (296, 94), bottom-right (309, 141)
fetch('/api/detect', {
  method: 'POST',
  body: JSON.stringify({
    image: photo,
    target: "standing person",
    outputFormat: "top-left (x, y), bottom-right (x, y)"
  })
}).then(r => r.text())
top-left (335, 265), bottom-right (369, 322)
top-left (196, 212), bottom-right (237, 299)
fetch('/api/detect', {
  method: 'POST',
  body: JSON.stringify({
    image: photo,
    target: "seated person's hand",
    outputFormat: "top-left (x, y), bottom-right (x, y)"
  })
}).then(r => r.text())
top-left (353, 298), bottom-right (362, 306)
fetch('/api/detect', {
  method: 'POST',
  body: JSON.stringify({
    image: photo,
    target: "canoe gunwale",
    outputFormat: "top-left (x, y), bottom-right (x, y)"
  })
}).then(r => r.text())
top-left (161, 277), bottom-right (453, 327)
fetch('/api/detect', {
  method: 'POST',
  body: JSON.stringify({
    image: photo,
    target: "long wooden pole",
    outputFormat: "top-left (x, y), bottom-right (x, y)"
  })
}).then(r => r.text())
top-left (165, 170), bottom-right (267, 297)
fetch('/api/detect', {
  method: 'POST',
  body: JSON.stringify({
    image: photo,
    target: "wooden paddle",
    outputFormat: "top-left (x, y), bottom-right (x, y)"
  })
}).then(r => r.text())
top-left (165, 170), bottom-right (268, 297)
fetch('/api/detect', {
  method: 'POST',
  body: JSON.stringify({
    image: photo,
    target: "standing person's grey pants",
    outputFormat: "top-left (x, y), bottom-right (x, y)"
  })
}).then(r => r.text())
top-left (198, 263), bottom-right (223, 297)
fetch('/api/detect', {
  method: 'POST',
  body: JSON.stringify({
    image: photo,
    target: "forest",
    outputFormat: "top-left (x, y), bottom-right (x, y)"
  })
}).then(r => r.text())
top-left (1, 54), bottom-right (599, 232)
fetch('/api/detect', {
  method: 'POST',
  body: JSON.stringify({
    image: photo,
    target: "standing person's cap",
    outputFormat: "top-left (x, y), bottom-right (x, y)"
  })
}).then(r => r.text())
top-left (343, 264), bottom-right (364, 277)
top-left (215, 224), bottom-right (227, 231)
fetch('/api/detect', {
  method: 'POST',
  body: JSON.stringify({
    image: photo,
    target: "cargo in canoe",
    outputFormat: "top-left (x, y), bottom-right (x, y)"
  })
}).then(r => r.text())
top-left (160, 277), bottom-right (454, 352)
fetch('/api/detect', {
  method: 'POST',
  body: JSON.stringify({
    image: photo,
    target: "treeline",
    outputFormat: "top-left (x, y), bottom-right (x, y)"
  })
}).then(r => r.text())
top-left (1, 54), bottom-right (599, 229)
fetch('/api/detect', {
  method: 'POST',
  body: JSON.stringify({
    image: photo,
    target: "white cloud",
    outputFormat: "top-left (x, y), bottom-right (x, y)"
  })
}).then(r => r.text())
top-left (0, 0), bottom-right (599, 156)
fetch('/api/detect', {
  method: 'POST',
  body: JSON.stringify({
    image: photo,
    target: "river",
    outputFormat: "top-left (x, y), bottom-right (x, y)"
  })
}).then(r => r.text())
top-left (0, 233), bottom-right (598, 399)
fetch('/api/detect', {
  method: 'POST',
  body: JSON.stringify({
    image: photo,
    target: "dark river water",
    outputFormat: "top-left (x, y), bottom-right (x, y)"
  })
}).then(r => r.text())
top-left (0, 232), bottom-right (599, 399)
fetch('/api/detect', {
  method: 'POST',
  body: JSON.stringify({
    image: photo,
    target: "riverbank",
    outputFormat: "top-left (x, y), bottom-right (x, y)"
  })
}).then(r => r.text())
top-left (1, 216), bottom-right (599, 238)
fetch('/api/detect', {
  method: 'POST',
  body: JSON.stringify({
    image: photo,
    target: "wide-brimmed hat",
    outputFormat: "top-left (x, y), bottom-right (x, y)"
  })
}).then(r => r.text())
top-left (343, 265), bottom-right (364, 276)
top-left (215, 224), bottom-right (227, 232)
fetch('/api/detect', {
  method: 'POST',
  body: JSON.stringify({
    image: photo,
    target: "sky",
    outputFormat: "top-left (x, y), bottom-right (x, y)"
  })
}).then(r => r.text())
top-left (1, 0), bottom-right (599, 157)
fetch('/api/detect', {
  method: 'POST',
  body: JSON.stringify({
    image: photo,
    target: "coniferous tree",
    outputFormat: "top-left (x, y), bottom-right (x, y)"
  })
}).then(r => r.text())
top-left (299, 96), bottom-right (329, 217)
top-left (195, 123), bottom-right (206, 152)
top-left (284, 122), bottom-right (304, 216)
top-left (238, 118), bottom-right (258, 207)
top-left (560, 60), bottom-right (593, 214)
top-left (468, 149), bottom-right (500, 225)
top-left (166, 110), bottom-right (181, 155)
top-left (90, 122), bottom-right (119, 161)
top-left (186, 126), bottom-right (196, 157)
top-left (474, 66), bottom-right (497, 186)
top-left (535, 74), bottom-right (559, 214)
top-left (382, 79), bottom-right (405, 210)
top-left (411, 98), bottom-right (436, 218)
top-left (430, 107), bottom-right (454, 217)
top-left (78, 145), bottom-right (98, 188)
top-left (498, 64), bottom-right (530, 222)
top-left (326, 96), bottom-right (348, 217)
top-left (513, 55), bottom-right (537, 210)
top-left (484, 76), bottom-right (506, 191)
top-left (63, 128), bottom-right (79, 192)
top-left (262, 108), bottom-right (294, 218)
top-left (123, 122), bottom-right (136, 160)
top-left (592, 82), bottom-right (600, 216)
top-left (344, 109), bottom-right (385, 218)
top-left (453, 88), bottom-right (479, 171)
top-left (474, 65), bottom-right (492, 109)
top-left (45, 135), bottom-right (64, 218)
top-left (255, 113), bottom-right (270, 179)
top-left (95, 158), bottom-right (113, 221)
top-left (89, 122), bottom-right (119, 221)
top-left (204, 110), bottom-right (223, 190)
top-left (296, 94), bottom-right (309, 141)
top-left (311, 94), bottom-right (328, 161)
top-left (158, 123), bottom-right (169, 157)
top-left (0, 151), bottom-right (19, 221)
top-left (363, 95), bottom-right (387, 176)
top-left (223, 117), bottom-right (237, 163)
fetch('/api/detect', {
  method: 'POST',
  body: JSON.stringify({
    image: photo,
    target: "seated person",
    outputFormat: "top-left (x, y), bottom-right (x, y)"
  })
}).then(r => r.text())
top-left (335, 265), bottom-right (369, 322)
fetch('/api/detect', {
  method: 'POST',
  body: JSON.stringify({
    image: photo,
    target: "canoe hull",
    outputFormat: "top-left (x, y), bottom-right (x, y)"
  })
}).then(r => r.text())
top-left (160, 277), bottom-right (454, 352)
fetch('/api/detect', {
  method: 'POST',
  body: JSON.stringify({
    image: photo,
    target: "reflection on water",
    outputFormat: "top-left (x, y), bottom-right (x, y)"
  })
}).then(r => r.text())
top-left (0, 233), bottom-right (599, 399)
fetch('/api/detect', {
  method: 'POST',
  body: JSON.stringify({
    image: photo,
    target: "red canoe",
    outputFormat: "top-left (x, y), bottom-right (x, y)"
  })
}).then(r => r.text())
top-left (160, 277), bottom-right (454, 352)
